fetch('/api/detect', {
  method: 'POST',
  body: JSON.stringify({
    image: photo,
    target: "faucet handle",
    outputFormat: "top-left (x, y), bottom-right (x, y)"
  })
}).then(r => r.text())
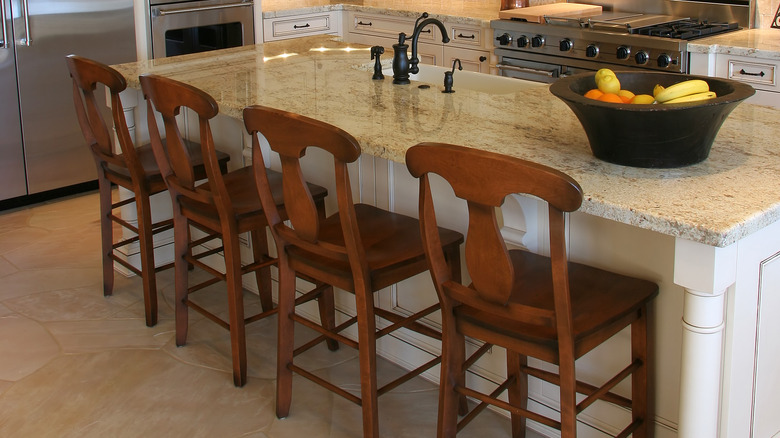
top-left (371, 45), bottom-right (384, 60)
top-left (414, 12), bottom-right (430, 31)
top-left (371, 46), bottom-right (385, 80)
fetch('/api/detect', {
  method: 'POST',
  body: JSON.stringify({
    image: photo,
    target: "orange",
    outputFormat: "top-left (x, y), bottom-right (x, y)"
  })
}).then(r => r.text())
top-left (584, 88), bottom-right (603, 100)
top-left (597, 93), bottom-right (624, 103)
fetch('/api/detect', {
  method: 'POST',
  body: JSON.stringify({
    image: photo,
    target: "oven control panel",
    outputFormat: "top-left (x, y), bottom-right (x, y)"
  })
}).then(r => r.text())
top-left (492, 23), bottom-right (688, 74)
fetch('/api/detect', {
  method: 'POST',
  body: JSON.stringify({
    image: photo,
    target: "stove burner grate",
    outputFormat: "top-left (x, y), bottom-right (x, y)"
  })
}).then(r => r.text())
top-left (631, 20), bottom-right (739, 40)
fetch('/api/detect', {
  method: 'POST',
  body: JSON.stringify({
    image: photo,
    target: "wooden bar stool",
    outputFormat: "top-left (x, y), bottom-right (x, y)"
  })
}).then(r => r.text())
top-left (406, 142), bottom-right (659, 438)
top-left (140, 75), bottom-right (333, 387)
top-left (243, 105), bottom-right (465, 437)
top-left (66, 55), bottom-right (229, 327)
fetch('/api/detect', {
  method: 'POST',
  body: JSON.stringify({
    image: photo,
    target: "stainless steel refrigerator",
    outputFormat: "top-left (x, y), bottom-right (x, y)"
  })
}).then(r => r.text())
top-left (0, 0), bottom-right (136, 202)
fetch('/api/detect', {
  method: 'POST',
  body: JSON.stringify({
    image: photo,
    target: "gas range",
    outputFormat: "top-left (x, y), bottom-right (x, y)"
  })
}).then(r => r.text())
top-left (491, 10), bottom-right (740, 82)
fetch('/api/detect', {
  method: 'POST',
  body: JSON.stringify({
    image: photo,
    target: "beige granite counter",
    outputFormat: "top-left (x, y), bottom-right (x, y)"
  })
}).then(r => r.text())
top-left (688, 28), bottom-right (780, 60)
top-left (113, 36), bottom-right (780, 248)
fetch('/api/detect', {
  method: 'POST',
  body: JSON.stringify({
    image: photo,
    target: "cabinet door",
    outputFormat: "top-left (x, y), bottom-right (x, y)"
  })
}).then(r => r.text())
top-left (443, 46), bottom-right (490, 73)
top-left (417, 42), bottom-right (442, 66)
top-left (753, 252), bottom-right (780, 438)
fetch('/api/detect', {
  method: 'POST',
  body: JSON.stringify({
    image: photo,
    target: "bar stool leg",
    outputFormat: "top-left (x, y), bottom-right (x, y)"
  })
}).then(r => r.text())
top-left (136, 192), bottom-right (158, 327)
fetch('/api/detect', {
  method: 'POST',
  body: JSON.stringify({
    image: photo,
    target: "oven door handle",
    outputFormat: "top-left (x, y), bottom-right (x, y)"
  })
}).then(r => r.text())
top-left (496, 63), bottom-right (556, 77)
top-left (155, 0), bottom-right (253, 16)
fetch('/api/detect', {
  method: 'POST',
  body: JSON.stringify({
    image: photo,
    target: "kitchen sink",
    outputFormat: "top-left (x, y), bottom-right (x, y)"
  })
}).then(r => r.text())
top-left (382, 65), bottom-right (543, 94)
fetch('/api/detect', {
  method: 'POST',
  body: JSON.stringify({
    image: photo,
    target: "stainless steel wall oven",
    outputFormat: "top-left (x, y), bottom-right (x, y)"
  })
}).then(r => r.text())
top-left (149, 0), bottom-right (254, 59)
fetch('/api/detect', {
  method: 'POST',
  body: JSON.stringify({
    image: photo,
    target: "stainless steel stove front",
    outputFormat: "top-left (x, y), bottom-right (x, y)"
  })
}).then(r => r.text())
top-left (492, 19), bottom-right (689, 83)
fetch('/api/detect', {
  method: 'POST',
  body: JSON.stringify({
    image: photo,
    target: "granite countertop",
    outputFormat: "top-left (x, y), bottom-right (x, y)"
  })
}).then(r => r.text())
top-left (113, 36), bottom-right (780, 248)
top-left (688, 28), bottom-right (780, 60)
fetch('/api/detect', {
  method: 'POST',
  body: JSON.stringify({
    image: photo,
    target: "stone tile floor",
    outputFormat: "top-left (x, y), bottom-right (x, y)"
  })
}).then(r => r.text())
top-left (0, 190), bottom-right (543, 437)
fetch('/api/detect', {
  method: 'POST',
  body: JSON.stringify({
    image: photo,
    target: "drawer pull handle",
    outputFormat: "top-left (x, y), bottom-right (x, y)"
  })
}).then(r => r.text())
top-left (357, 21), bottom-right (372, 26)
top-left (739, 68), bottom-right (766, 77)
top-left (294, 23), bottom-right (311, 29)
top-left (457, 33), bottom-right (476, 39)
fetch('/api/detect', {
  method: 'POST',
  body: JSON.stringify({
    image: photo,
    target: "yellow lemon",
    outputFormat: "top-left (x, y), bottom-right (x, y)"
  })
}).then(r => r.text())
top-left (597, 74), bottom-right (621, 95)
top-left (595, 68), bottom-right (616, 85)
top-left (617, 89), bottom-right (635, 103)
top-left (631, 94), bottom-right (655, 104)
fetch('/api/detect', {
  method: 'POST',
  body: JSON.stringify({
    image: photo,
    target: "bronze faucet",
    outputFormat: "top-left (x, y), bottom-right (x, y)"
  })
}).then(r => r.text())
top-left (392, 13), bottom-right (450, 85)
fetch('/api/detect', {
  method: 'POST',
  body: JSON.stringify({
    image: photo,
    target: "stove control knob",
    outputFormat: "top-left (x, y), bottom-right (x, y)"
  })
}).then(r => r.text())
top-left (559, 39), bottom-right (573, 52)
top-left (496, 33), bottom-right (513, 46)
top-left (616, 46), bottom-right (631, 60)
top-left (657, 53), bottom-right (672, 68)
top-left (531, 35), bottom-right (545, 48)
top-left (585, 44), bottom-right (599, 58)
top-left (517, 35), bottom-right (529, 48)
top-left (635, 51), bottom-right (649, 65)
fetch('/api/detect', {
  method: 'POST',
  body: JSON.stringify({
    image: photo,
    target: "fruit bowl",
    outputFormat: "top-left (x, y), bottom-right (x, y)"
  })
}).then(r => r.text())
top-left (549, 71), bottom-right (755, 168)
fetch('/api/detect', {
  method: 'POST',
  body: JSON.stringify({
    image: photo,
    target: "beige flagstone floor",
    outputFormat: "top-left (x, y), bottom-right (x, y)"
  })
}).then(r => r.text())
top-left (0, 190), bottom-right (541, 438)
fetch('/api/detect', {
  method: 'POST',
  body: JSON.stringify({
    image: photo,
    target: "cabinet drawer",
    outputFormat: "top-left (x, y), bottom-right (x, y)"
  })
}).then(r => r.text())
top-left (449, 25), bottom-right (482, 48)
top-left (265, 13), bottom-right (336, 41)
top-left (727, 59), bottom-right (777, 90)
top-left (348, 12), bottom-right (437, 43)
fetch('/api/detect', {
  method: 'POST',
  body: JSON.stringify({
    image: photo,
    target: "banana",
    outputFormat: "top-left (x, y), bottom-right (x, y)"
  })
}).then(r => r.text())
top-left (662, 91), bottom-right (718, 104)
top-left (654, 79), bottom-right (710, 103)
top-left (653, 84), bottom-right (665, 98)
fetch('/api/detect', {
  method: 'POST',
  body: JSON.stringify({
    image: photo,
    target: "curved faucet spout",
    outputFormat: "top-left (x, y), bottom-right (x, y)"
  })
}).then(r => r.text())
top-left (410, 17), bottom-right (450, 75)
top-left (391, 12), bottom-right (450, 85)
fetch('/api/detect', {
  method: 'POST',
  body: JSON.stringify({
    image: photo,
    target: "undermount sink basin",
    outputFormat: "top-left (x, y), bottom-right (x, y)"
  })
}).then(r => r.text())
top-left (382, 65), bottom-right (542, 94)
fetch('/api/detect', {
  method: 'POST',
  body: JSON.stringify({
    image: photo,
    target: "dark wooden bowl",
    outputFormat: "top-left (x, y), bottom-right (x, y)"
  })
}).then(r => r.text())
top-left (549, 71), bottom-right (755, 168)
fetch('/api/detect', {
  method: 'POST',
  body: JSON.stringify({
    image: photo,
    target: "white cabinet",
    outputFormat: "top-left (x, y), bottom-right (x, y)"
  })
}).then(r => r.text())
top-left (444, 46), bottom-right (489, 73)
top-left (752, 253), bottom-right (780, 438)
top-left (445, 25), bottom-right (491, 73)
top-left (715, 55), bottom-right (779, 107)
top-left (263, 11), bottom-right (341, 42)
top-left (344, 11), bottom-right (491, 72)
top-left (345, 11), bottom-right (442, 66)
top-left (691, 51), bottom-right (779, 108)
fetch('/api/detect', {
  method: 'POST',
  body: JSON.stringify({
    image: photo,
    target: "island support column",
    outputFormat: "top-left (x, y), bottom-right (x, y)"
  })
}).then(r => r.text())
top-left (673, 238), bottom-right (737, 438)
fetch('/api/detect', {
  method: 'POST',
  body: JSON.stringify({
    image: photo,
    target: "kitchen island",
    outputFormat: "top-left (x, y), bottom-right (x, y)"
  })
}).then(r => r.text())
top-left (113, 36), bottom-right (780, 438)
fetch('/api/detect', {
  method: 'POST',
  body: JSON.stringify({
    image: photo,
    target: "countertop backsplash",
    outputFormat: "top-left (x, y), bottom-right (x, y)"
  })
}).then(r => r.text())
top-left (756, 0), bottom-right (780, 28)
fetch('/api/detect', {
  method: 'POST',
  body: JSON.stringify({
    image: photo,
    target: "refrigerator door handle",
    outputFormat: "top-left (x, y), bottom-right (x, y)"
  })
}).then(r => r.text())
top-left (17, 0), bottom-right (31, 46)
top-left (0, 0), bottom-right (6, 49)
